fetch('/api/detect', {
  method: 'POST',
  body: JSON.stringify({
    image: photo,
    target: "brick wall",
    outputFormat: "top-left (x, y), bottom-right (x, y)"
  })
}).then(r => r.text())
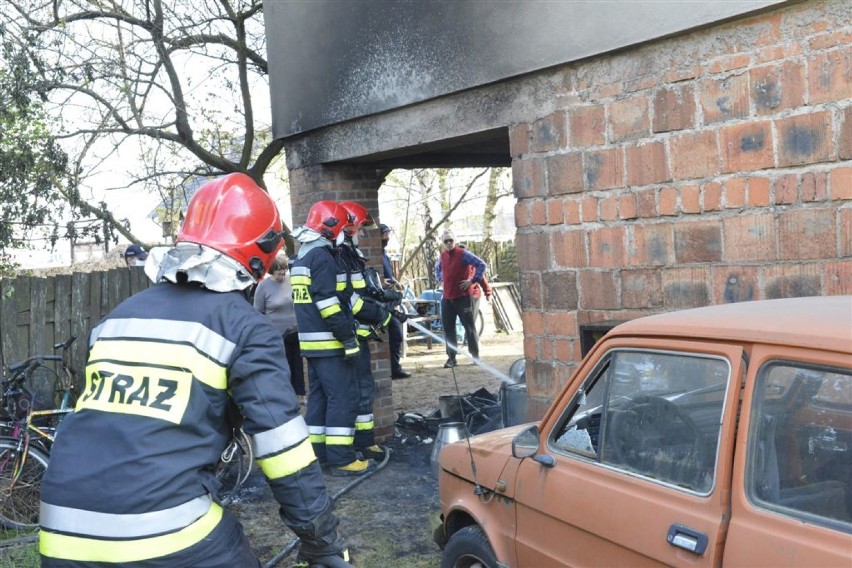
top-left (510, 0), bottom-right (852, 415)
top-left (289, 165), bottom-right (395, 440)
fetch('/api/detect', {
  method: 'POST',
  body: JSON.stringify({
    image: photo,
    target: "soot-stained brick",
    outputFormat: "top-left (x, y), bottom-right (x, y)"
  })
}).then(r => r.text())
top-left (723, 273), bottom-right (756, 303)
top-left (754, 78), bottom-right (781, 111)
top-left (741, 131), bottom-right (766, 152)
top-left (783, 126), bottom-right (817, 157)
top-left (585, 153), bottom-right (602, 188)
top-left (542, 271), bottom-right (578, 310)
top-left (766, 275), bottom-right (820, 299)
top-left (663, 281), bottom-right (710, 309)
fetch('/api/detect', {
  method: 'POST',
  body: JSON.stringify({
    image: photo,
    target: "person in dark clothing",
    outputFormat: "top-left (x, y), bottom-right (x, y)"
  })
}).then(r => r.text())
top-left (338, 202), bottom-right (394, 461)
top-left (39, 173), bottom-right (350, 567)
top-left (434, 229), bottom-right (487, 368)
top-left (292, 200), bottom-right (375, 477)
top-left (123, 243), bottom-right (148, 266)
top-left (380, 224), bottom-right (411, 379)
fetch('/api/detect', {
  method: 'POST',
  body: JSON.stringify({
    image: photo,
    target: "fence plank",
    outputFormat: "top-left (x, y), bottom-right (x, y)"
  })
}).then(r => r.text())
top-left (29, 278), bottom-right (47, 360)
top-left (55, 274), bottom-right (72, 349)
top-left (0, 279), bottom-right (16, 369)
top-left (71, 272), bottom-right (90, 385)
top-left (89, 272), bottom-right (102, 337)
top-left (129, 267), bottom-right (149, 295)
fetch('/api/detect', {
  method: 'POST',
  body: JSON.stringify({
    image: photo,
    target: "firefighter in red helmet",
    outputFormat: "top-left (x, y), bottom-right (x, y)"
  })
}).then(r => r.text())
top-left (40, 174), bottom-right (350, 567)
top-left (337, 201), bottom-right (397, 461)
top-left (291, 200), bottom-right (376, 476)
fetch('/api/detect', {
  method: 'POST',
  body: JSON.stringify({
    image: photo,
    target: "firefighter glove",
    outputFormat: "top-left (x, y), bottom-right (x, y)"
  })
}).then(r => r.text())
top-left (342, 338), bottom-right (360, 365)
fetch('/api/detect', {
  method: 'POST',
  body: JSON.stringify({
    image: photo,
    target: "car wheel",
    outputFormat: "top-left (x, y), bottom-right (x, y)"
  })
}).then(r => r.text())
top-left (441, 525), bottom-right (498, 568)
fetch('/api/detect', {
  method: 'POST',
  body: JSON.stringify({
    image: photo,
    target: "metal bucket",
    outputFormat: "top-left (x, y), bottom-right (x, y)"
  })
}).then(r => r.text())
top-left (438, 395), bottom-right (463, 421)
top-left (431, 421), bottom-right (468, 476)
top-left (501, 382), bottom-right (528, 427)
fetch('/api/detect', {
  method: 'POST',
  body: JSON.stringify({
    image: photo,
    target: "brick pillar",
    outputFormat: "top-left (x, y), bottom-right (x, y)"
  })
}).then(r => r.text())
top-left (288, 164), bottom-right (395, 442)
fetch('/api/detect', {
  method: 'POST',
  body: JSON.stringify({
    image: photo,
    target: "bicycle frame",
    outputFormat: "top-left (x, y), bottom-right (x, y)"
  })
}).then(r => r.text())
top-left (2, 406), bottom-right (72, 485)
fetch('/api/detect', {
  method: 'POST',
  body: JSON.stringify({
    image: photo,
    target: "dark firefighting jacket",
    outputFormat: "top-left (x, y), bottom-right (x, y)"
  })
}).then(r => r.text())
top-left (291, 244), bottom-right (358, 357)
top-left (39, 282), bottom-right (329, 564)
top-left (337, 242), bottom-right (392, 339)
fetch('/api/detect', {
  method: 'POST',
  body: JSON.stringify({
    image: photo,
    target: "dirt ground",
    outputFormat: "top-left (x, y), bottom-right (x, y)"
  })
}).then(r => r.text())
top-left (233, 329), bottom-right (525, 568)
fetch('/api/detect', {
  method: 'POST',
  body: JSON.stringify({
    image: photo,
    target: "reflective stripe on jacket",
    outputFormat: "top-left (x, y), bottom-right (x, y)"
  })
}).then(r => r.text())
top-left (39, 282), bottom-right (328, 562)
top-left (292, 246), bottom-right (356, 357)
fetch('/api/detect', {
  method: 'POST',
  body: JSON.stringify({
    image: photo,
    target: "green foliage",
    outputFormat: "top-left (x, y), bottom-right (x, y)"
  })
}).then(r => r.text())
top-left (0, 29), bottom-right (70, 266)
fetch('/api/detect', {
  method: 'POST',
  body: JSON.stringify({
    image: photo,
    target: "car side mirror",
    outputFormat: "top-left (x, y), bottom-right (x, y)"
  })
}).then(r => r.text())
top-left (512, 424), bottom-right (541, 458)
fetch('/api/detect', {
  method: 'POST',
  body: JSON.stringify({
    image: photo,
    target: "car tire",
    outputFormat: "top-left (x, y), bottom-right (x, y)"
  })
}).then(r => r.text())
top-left (441, 525), bottom-right (498, 568)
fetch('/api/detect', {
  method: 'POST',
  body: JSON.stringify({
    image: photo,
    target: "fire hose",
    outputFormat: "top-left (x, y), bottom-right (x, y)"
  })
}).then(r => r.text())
top-left (263, 446), bottom-right (392, 568)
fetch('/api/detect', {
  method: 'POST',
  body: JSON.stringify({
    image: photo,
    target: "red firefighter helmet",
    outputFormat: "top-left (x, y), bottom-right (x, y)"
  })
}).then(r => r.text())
top-left (339, 201), bottom-right (377, 235)
top-left (304, 200), bottom-right (349, 241)
top-left (177, 173), bottom-right (284, 279)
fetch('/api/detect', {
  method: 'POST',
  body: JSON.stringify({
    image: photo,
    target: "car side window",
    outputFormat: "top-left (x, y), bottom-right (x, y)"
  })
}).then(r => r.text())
top-left (748, 363), bottom-right (852, 531)
top-left (551, 349), bottom-right (729, 494)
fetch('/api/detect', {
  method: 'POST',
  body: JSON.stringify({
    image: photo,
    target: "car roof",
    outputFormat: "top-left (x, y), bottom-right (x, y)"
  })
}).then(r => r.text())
top-left (610, 296), bottom-right (852, 354)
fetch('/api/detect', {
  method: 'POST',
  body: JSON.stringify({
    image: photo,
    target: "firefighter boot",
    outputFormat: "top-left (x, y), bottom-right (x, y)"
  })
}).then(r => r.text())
top-left (330, 459), bottom-right (376, 477)
top-left (356, 445), bottom-right (385, 461)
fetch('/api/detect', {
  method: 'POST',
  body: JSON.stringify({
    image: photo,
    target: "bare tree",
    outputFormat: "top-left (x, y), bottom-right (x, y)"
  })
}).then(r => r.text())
top-left (480, 167), bottom-right (508, 269)
top-left (2, 0), bottom-right (281, 246)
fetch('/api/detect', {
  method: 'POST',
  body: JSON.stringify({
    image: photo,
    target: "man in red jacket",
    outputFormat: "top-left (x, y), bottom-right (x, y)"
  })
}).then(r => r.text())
top-left (434, 230), bottom-right (487, 368)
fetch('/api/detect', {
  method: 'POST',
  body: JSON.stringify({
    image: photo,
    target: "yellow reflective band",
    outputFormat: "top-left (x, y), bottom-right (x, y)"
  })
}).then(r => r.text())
top-left (300, 340), bottom-right (344, 351)
top-left (326, 435), bottom-right (355, 446)
top-left (40, 503), bottom-right (223, 563)
top-left (344, 346), bottom-right (359, 356)
top-left (355, 420), bottom-right (374, 431)
top-left (336, 282), bottom-right (346, 292)
top-left (290, 275), bottom-right (311, 286)
top-left (78, 361), bottom-right (192, 424)
top-left (352, 280), bottom-right (366, 289)
top-left (292, 284), bottom-right (312, 304)
top-left (382, 312), bottom-right (392, 326)
top-left (89, 340), bottom-right (227, 390)
top-left (356, 328), bottom-right (372, 337)
top-left (352, 297), bottom-right (364, 314)
top-left (309, 433), bottom-right (326, 443)
top-left (257, 438), bottom-right (317, 479)
top-left (319, 304), bottom-right (342, 318)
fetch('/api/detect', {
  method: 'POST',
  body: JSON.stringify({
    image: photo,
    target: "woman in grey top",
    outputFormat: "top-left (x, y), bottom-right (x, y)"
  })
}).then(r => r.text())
top-left (254, 255), bottom-right (305, 396)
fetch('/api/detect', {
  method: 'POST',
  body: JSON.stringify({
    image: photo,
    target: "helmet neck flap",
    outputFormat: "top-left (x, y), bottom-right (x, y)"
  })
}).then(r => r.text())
top-left (144, 243), bottom-right (255, 292)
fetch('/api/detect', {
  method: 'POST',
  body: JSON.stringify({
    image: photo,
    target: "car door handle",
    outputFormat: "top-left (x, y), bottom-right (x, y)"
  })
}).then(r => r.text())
top-left (666, 524), bottom-right (708, 555)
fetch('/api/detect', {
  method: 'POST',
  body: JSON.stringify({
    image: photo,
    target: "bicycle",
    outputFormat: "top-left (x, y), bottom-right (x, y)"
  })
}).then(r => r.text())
top-left (0, 337), bottom-right (254, 529)
top-left (0, 337), bottom-right (78, 530)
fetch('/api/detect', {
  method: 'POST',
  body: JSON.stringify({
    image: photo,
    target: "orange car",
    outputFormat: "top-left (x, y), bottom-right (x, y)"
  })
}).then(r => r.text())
top-left (435, 296), bottom-right (852, 567)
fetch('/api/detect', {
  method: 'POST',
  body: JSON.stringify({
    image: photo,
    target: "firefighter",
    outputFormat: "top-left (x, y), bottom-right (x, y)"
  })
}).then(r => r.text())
top-left (338, 201), bottom-right (395, 461)
top-left (39, 173), bottom-right (350, 567)
top-left (291, 200), bottom-right (375, 476)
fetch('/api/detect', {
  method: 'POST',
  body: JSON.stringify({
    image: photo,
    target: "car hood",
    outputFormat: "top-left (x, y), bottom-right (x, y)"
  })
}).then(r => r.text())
top-left (438, 423), bottom-right (534, 495)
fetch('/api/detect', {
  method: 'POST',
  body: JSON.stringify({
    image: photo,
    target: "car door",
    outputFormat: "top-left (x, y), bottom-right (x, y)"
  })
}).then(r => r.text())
top-left (512, 337), bottom-right (744, 567)
top-left (724, 346), bottom-right (852, 566)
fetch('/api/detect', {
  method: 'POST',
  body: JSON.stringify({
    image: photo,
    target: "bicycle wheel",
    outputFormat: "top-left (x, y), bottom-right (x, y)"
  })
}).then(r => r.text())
top-left (0, 438), bottom-right (49, 530)
top-left (215, 430), bottom-right (253, 505)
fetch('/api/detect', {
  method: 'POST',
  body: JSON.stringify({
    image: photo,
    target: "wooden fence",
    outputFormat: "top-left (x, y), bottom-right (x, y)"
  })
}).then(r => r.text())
top-left (0, 268), bottom-right (152, 388)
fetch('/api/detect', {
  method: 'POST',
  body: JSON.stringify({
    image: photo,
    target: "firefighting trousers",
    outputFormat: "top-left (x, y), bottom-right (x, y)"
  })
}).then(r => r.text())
top-left (305, 356), bottom-right (358, 467)
top-left (353, 338), bottom-right (376, 450)
top-left (41, 505), bottom-right (260, 567)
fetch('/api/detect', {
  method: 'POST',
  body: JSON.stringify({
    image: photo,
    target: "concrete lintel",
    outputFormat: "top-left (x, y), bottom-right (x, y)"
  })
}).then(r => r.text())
top-left (283, 67), bottom-right (568, 170)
